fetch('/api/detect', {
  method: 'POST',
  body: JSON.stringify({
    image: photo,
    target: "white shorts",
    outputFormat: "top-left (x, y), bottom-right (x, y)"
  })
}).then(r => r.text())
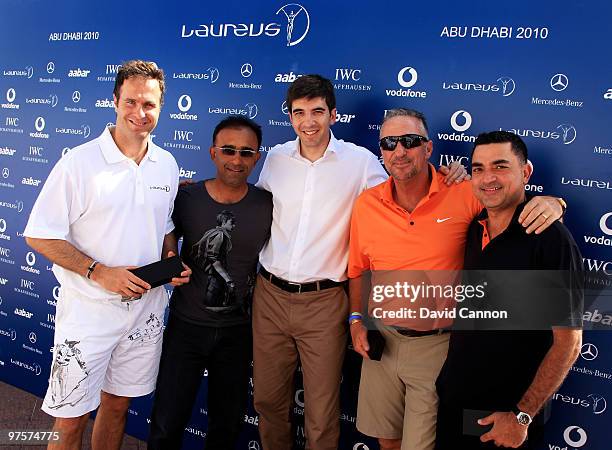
top-left (42, 286), bottom-right (168, 418)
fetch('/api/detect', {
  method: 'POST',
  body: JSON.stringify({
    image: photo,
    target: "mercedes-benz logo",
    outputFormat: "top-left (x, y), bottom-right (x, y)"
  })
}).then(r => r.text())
top-left (248, 441), bottom-right (260, 450)
top-left (550, 73), bottom-right (569, 92)
top-left (353, 444), bottom-right (370, 450)
top-left (47, 62), bottom-right (55, 74)
top-left (29, 332), bottom-right (37, 344)
top-left (580, 343), bottom-right (598, 361)
top-left (2, 168), bottom-right (9, 179)
top-left (397, 66), bottom-right (418, 88)
top-left (72, 91), bottom-right (81, 103)
top-left (241, 63), bottom-right (253, 78)
top-left (281, 101), bottom-right (289, 115)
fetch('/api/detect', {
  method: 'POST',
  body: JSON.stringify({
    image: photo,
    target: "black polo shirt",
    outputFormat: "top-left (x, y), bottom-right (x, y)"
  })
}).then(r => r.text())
top-left (436, 198), bottom-right (583, 411)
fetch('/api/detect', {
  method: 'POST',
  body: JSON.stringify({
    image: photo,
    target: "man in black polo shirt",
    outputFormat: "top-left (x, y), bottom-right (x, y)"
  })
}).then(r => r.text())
top-left (148, 116), bottom-right (273, 450)
top-left (435, 131), bottom-right (583, 449)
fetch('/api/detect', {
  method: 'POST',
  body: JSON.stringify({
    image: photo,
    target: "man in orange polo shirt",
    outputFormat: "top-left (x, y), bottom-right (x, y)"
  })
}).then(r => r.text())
top-left (347, 108), bottom-right (565, 450)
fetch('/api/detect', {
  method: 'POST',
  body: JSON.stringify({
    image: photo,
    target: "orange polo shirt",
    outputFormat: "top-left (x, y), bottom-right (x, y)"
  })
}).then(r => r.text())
top-left (348, 164), bottom-right (482, 329)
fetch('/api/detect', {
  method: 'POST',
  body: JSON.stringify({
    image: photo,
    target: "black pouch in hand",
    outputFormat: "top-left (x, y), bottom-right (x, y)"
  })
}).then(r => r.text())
top-left (128, 256), bottom-right (184, 289)
top-left (366, 329), bottom-right (386, 361)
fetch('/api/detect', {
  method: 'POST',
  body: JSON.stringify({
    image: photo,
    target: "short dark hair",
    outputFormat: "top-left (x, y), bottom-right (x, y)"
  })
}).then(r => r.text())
top-left (212, 115), bottom-right (263, 149)
top-left (472, 131), bottom-right (528, 163)
top-left (113, 60), bottom-right (165, 105)
top-left (286, 74), bottom-right (336, 113)
top-left (382, 108), bottom-right (429, 137)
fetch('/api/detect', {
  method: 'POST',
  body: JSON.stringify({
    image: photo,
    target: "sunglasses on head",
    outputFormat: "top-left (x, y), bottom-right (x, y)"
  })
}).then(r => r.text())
top-left (379, 134), bottom-right (429, 151)
top-left (213, 146), bottom-right (257, 158)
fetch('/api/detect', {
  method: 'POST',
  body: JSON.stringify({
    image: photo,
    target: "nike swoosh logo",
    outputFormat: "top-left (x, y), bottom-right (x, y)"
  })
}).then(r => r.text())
top-left (436, 217), bottom-right (451, 223)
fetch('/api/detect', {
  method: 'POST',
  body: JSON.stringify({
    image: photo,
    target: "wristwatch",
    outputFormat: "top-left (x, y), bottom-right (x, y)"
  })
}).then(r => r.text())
top-left (511, 406), bottom-right (533, 426)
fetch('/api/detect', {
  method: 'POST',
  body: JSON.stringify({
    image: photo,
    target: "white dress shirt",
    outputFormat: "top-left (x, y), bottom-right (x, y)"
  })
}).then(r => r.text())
top-left (24, 127), bottom-right (179, 300)
top-left (256, 131), bottom-right (387, 282)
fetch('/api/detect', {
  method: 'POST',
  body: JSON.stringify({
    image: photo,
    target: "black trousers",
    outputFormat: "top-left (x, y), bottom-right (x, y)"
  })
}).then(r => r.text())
top-left (148, 314), bottom-right (252, 450)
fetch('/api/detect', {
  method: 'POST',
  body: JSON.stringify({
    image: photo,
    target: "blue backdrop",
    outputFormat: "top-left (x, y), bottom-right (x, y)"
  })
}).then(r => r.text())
top-left (0, 1), bottom-right (611, 449)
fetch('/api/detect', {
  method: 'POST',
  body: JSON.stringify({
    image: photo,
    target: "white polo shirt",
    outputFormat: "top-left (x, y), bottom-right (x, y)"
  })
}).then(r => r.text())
top-left (256, 131), bottom-right (387, 282)
top-left (24, 127), bottom-right (179, 300)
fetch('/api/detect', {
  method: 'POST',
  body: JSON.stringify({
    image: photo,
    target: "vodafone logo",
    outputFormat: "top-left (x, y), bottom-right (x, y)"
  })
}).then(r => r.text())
top-left (178, 95), bottom-right (192, 112)
top-left (397, 66), bottom-right (418, 88)
top-left (563, 425), bottom-right (587, 447)
top-left (35, 117), bottom-right (45, 132)
top-left (600, 212), bottom-right (612, 235)
top-left (26, 251), bottom-right (36, 266)
top-left (6, 88), bottom-right (16, 103)
top-left (450, 110), bottom-right (472, 132)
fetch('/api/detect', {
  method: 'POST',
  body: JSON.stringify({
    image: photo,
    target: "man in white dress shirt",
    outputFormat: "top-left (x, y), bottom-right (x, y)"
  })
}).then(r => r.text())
top-left (252, 75), bottom-right (466, 450)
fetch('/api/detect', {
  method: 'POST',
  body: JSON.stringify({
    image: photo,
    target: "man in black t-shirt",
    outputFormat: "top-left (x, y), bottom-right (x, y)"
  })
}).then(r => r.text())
top-left (148, 116), bottom-right (273, 450)
top-left (435, 131), bottom-right (583, 449)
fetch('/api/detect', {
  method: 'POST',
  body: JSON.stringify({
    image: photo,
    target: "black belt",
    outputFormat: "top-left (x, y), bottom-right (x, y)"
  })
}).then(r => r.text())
top-left (393, 327), bottom-right (450, 338)
top-left (259, 267), bottom-right (345, 294)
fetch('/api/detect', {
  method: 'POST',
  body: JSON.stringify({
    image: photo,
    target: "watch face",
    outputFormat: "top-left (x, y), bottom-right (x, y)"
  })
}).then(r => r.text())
top-left (517, 412), bottom-right (532, 426)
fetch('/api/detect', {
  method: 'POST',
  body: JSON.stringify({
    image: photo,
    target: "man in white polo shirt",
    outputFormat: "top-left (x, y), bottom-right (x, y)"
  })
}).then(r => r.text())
top-left (24, 60), bottom-right (189, 450)
top-left (252, 75), bottom-right (467, 450)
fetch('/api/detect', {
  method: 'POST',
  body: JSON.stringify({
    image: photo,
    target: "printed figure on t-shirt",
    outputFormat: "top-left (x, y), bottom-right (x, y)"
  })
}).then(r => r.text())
top-left (192, 210), bottom-right (237, 309)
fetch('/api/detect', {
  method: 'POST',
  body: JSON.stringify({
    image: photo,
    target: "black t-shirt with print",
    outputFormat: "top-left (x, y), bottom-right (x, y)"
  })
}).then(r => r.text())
top-left (170, 181), bottom-right (272, 327)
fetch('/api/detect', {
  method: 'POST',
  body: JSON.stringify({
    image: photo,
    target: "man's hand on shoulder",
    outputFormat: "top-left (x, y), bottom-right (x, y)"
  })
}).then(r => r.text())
top-left (519, 196), bottom-right (564, 234)
top-left (438, 160), bottom-right (470, 185)
top-left (90, 263), bottom-right (151, 299)
top-left (479, 411), bottom-right (528, 448)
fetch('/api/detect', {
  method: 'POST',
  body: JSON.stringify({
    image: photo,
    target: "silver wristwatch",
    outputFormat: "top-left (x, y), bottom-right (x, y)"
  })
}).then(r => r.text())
top-left (511, 406), bottom-right (532, 426)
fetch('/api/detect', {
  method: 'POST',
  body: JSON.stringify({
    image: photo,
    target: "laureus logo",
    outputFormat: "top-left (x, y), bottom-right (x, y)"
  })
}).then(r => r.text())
top-left (276, 3), bottom-right (310, 46)
top-left (180, 4), bottom-right (310, 47)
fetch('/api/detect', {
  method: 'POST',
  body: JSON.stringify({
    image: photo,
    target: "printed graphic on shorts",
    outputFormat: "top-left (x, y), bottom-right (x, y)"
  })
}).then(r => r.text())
top-left (192, 210), bottom-right (237, 311)
top-left (127, 312), bottom-right (163, 345)
top-left (47, 339), bottom-right (89, 409)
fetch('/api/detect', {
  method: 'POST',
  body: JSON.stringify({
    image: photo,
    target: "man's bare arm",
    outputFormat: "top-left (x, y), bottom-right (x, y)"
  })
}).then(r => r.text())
top-left (25, 237), bottom-right (150, 298)
top-left (517, 328), bottom-right (582, 416)
top-left (161, 231), bottom-right (179, 258)
top-left (25, 237), bottom-right (93, 277)
top-left (161, 231), bottom-right (192, 287)
top-left (349, 276), bottom-right (370, 359)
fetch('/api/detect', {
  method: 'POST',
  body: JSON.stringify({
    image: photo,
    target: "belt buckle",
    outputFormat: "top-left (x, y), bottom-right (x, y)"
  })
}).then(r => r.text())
top-left (287, 281), bottom-right (302, 294)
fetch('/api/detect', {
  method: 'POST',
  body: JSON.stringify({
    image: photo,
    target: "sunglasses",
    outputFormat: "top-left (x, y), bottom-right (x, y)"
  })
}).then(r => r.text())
top-left (213, 146), bottom-right (258, 158)
top-left (379, 134), bottom-right (429, 151)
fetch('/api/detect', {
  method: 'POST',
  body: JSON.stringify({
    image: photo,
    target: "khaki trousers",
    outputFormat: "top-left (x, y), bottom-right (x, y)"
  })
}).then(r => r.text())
top-left (253, 275), bottom-right (348, 450)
